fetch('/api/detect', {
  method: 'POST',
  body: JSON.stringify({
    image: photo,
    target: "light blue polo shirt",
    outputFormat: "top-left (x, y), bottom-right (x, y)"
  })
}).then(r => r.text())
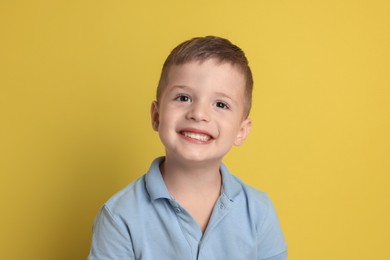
top-left (88, 157), bottom-right (287, 260)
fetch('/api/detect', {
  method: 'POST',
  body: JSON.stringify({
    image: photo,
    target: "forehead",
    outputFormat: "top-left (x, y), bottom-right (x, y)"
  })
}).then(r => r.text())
top-left (165, 59), bottom-right (246, 94)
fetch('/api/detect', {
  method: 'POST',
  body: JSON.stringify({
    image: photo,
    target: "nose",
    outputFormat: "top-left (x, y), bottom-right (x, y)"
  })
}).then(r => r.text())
top-left (186, 102), bottom-right (210, 122)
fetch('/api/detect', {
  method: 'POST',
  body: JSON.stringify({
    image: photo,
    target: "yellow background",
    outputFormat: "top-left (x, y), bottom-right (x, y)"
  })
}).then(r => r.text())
top-left (1, 0), bottom-right (389, 259)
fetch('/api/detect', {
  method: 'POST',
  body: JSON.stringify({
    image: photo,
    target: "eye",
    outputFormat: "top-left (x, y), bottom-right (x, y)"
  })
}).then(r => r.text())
top-left (215, 101), bottom-right (230, 110)
top-left (175, 94), bottom-right (192, 102)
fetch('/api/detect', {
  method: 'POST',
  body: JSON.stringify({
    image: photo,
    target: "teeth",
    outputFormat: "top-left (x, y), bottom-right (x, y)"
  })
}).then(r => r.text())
top-left (183, 132), bottom-right (211, 141)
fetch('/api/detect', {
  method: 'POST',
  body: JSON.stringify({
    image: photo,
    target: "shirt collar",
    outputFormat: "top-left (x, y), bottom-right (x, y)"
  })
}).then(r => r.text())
top-left (145, 157), bottom-right (171, 201)
top-left (145, 157), bottom-right (242, 202)
top-left (220, 162), bottom-right (242, 202)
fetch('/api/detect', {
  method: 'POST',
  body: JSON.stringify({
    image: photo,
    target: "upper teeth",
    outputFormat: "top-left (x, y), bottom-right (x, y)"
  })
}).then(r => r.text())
top-left (183, 132), bottom-right (211, 141)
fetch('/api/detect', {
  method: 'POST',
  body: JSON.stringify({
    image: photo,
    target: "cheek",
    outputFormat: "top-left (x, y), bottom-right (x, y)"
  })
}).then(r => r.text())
top-left (218, 122), bottom-right (236, 139)
top-left (222, 115), bottom-right (242, 129)
top-left (158, 114), bottom-right (177, 134)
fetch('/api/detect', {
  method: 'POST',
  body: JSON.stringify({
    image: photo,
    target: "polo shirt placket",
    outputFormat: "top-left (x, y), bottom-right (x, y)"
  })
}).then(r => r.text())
top-left (166, 192), bottom-right (233, 260)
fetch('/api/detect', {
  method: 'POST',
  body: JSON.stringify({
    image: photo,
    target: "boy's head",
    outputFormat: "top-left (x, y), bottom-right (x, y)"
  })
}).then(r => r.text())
top-left (156, 36), bottom-right (253, 118)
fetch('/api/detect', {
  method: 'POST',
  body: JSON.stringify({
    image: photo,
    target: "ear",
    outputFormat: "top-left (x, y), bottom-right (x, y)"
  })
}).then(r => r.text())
top-left (234, 118), bottom-right (252, 146)
top-left (150, 101), bottom-right (160, 131)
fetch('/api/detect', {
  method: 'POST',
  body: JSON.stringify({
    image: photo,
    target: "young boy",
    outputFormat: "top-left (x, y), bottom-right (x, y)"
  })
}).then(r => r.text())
top-left (88, 36), bottom-right (287, 260)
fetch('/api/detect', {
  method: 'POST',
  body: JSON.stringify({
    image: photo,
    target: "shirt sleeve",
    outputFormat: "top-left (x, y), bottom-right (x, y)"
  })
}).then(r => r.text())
top-left (257, 194), bottom-right (287, 260)
top-left (88, 205), bottom-right (135, 260)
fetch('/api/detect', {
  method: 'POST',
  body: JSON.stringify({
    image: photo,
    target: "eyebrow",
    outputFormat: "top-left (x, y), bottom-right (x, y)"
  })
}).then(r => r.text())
top-left (213, 92), bottom-right (234, 101)
top-left (170, 85), bottom-right (191, 92)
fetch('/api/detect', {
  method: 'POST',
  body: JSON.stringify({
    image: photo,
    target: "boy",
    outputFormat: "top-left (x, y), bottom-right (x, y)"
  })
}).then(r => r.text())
top-left (88, 36), bottom-right (287, 260)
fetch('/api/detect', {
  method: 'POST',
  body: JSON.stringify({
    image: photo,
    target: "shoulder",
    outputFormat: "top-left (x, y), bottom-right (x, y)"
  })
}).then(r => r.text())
top-left (221, 165), bottom-right (278, 225)
top-left (223, 167), bottom-right (282, 227)
top-left (231, 174), bottom-right (272, 210)
top-left (103, 175), bottom-right (148, 216)
top-left (230, 175), bottom-right (288, 258)
top-left (89, 177), bottom-right (146, 259)
top-left (220, 163), bottom-right (273, 213)
top-left (103, 157), bottom-right (167, 216)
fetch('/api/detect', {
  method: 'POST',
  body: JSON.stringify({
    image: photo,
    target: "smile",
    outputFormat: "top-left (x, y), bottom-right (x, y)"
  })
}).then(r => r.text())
top-left (182, 131), bottom-right (211, 141)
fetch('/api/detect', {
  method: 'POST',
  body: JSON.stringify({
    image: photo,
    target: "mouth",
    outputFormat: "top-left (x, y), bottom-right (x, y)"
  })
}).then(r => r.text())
top-left (179, 128), bottom-right (214, 143)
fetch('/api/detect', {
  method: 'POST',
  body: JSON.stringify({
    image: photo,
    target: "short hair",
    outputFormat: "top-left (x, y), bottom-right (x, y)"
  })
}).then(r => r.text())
top-left (156, 36), bottom-right (253, 118)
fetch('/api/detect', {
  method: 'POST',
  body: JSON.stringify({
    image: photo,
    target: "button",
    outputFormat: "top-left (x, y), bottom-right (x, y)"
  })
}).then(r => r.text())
top-left (174, 207), bottom-right (181, 213)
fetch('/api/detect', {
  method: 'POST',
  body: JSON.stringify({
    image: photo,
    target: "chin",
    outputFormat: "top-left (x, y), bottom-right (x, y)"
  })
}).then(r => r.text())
top-left (178, 153), bottom-right (223, 165)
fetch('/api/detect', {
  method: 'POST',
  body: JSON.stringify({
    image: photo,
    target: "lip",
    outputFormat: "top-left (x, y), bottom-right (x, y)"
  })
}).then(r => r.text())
top-left (178, 127), bottom-right (215, 144)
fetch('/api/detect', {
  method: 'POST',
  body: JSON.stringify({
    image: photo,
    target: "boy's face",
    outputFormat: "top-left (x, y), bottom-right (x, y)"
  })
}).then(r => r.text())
top-left (151, 59), bottom-right (251, 165)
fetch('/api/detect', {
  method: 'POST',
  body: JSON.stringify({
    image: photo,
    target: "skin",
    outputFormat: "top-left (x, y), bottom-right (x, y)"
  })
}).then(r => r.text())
top-left (150, 58), bottom-right (252, 232)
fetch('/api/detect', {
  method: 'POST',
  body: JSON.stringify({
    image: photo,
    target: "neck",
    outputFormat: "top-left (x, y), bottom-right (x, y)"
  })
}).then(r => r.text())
top-left (160, 156), bottom-right (222, 197)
